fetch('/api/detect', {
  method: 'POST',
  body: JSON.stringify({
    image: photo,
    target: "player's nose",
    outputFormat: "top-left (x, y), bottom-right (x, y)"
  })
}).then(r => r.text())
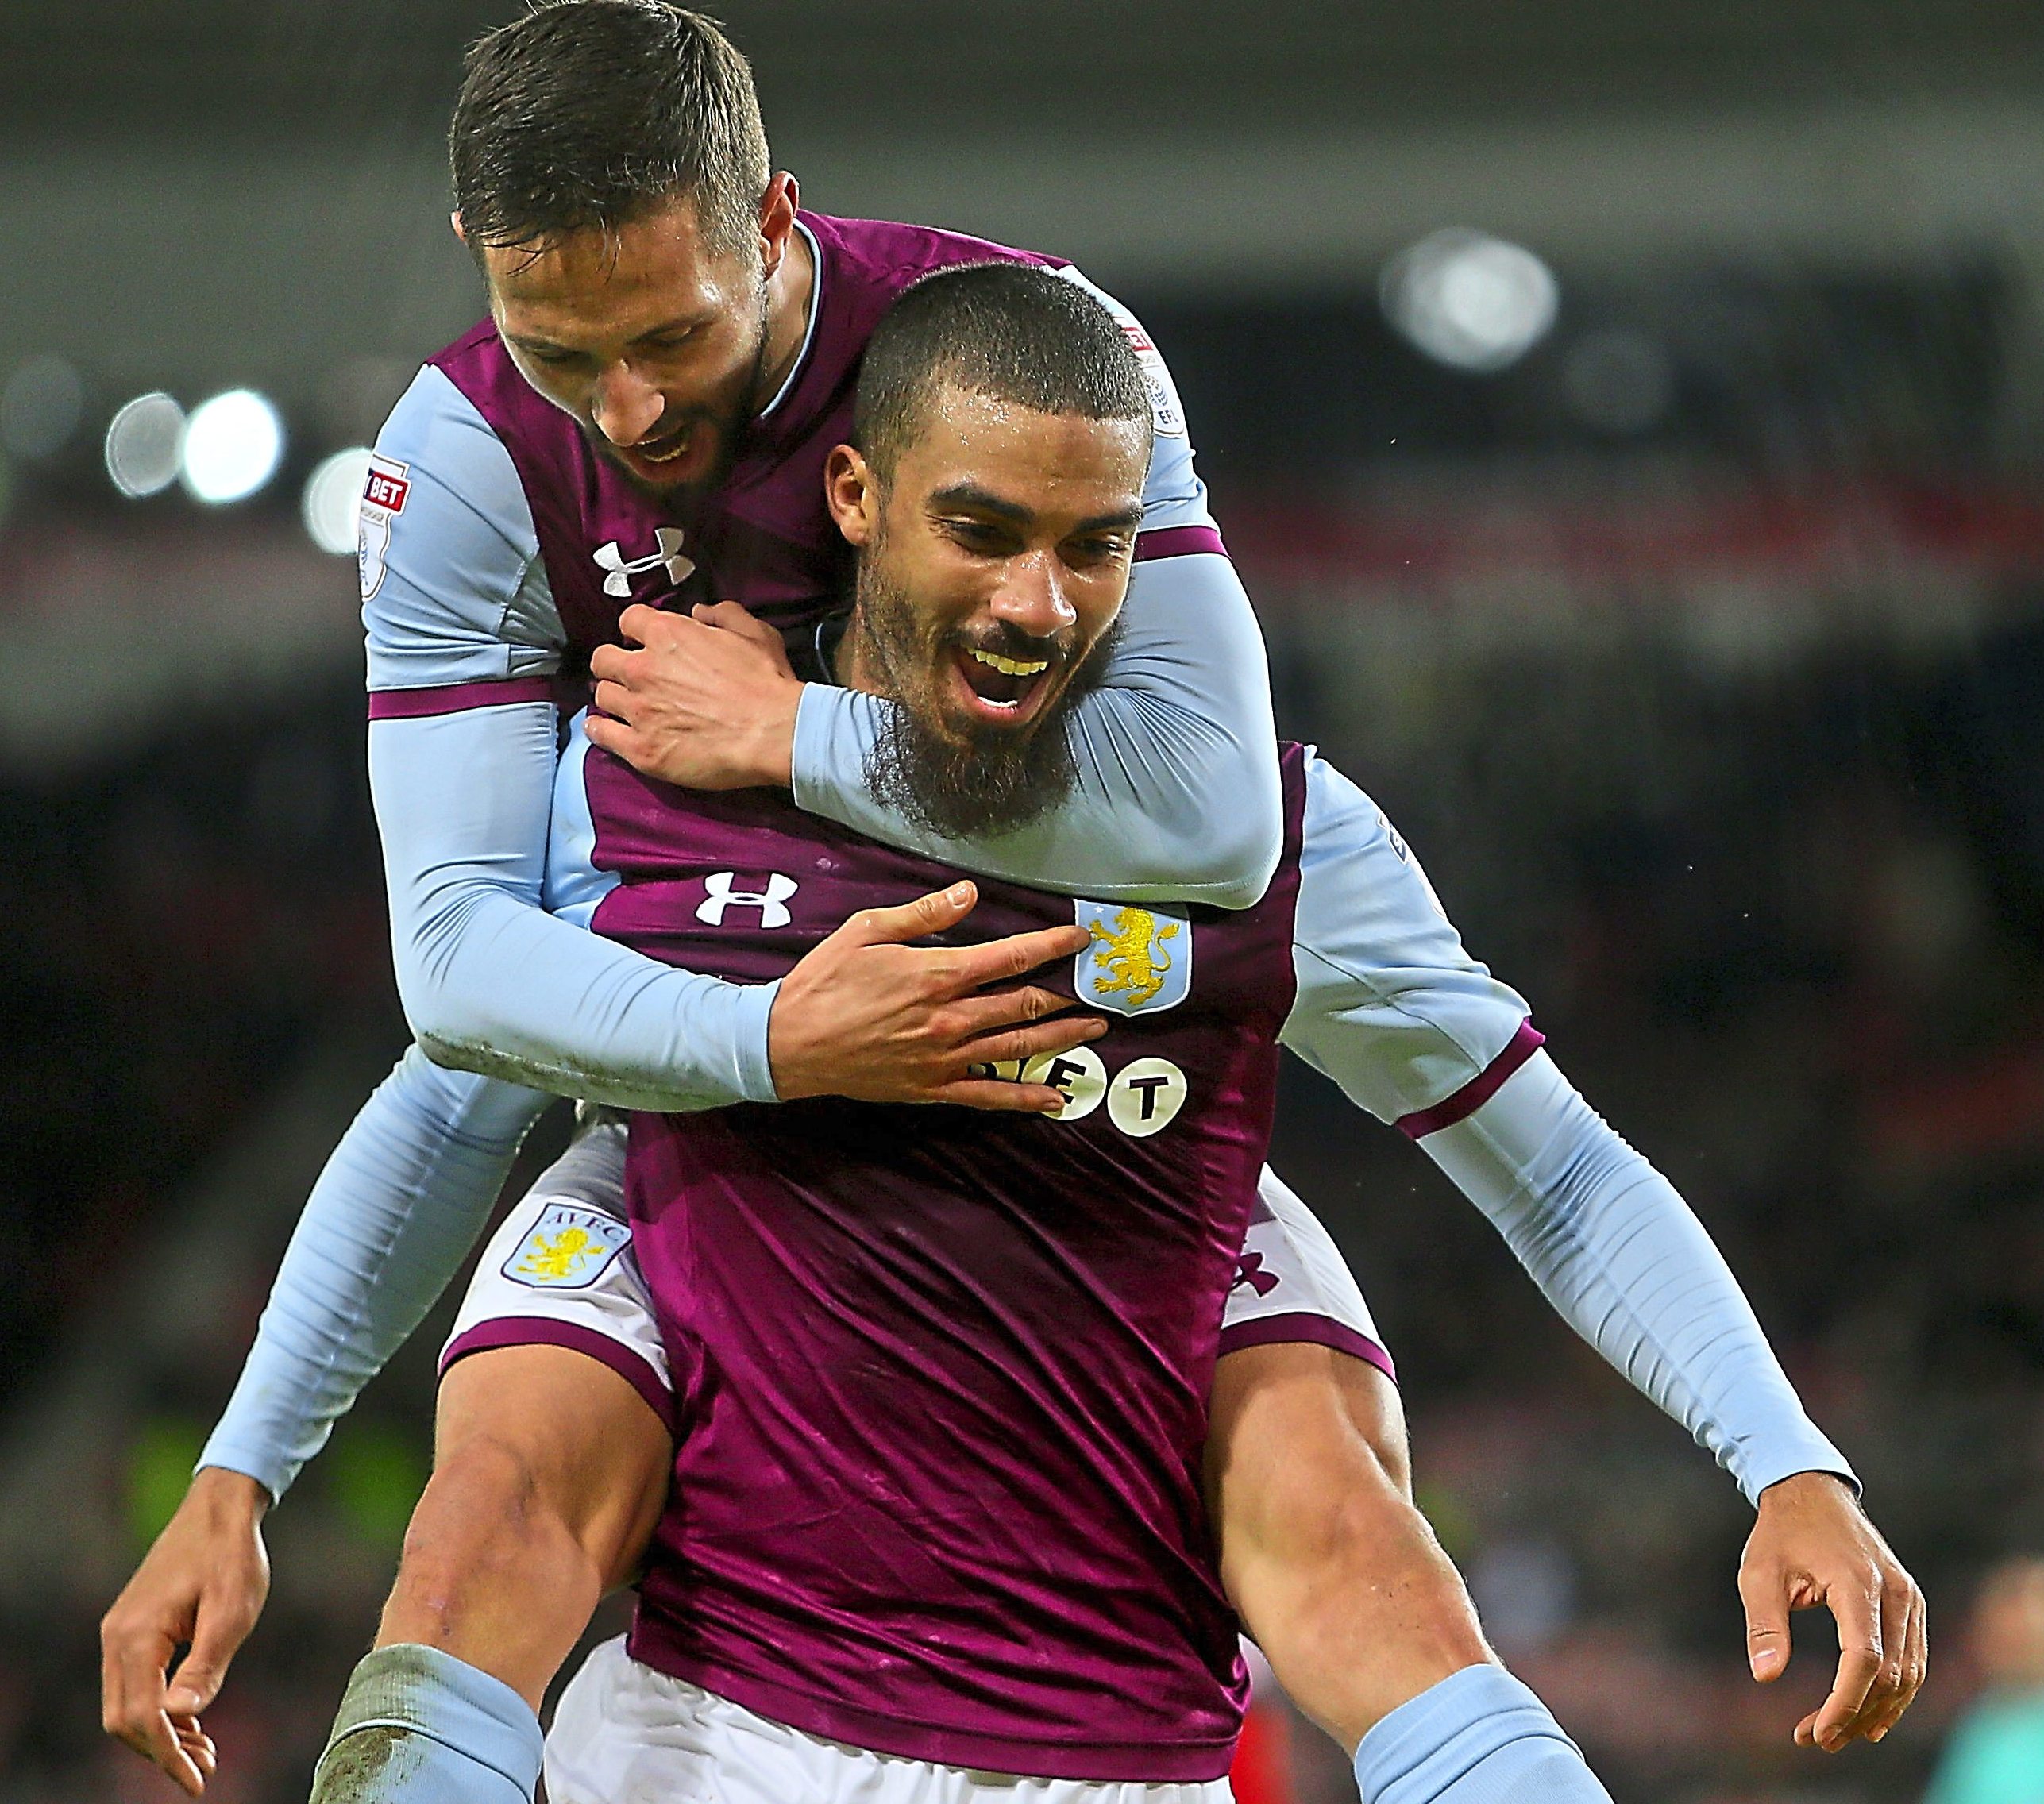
top-left (590, 363), bottom-right (666, 447)
top-left (988, 552), bottom-right (1077, 640)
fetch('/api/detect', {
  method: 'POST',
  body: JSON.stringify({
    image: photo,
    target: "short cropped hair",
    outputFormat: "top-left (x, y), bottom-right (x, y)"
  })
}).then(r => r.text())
top-left (450, 2), bottom-right (770, 259)
top-left (854, 264), bottom-right (1154, 479)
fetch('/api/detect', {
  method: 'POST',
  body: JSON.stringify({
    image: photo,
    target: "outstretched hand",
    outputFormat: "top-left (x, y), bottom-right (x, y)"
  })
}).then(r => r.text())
top-left (1739, 1471), bottom-right (1926, 1752)
top-left (587, 601), bottom-right (804, 790)
top-left (101, 1467), bottom-right (272, 1796)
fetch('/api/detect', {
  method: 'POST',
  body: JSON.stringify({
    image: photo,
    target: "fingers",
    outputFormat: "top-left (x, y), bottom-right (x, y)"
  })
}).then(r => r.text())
top-left (691, 599), bottom-right (779, 648)
top-left (1864, 1578), bottom-right (1929, 1744)
top-left (946, 982), bottom-right (1087, 1035)
top-left (1877, 1585), bottom-right (1930, 1740)
top-left (837, 884), bottom-right (979, 947)
top-left (165, 1590), bottom-right (255, 1717)
top-left (940, 922), bottom-right (1093, 992)
top-left (615, 603), bottom-right (669, 647)
top-left (171, 1718), bottom-right (218, 1794)
top-left (930, 1077), bottom-right (1078, 1115)
top-left (1801, 1583), bottom-right (1883, 1752)
top-left (591, 679), bottom-right (638, 724)
top-left (958, 1015), bottom-right (1108, 1072)
top-left (583, 713), bottom-right (643, 766)
top-left (588, 641), bottom-right (638, 684)
top-left (101, 1614), bottom-right (198, 1792)
top-left (1737, 1557), bottom-right (1792, 1684)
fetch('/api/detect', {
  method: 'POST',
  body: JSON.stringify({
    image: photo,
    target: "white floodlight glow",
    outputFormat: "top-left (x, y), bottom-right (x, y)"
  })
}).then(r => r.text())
top-left (1380, 229), bottom-right (1560, 373)
top-left (179, 388), bottom-right (285, 504)
top-left (302, 446), bottom-right (375, 554)
top-left (105, 392), bottom-right (187, 498)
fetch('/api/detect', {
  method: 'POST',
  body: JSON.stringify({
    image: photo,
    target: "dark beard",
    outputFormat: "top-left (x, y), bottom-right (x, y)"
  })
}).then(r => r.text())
top-left (854, 559), bottom-right (1122, 842)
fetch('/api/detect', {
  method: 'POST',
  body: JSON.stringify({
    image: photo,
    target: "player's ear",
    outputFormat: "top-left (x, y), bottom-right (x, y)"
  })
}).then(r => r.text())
top-left (824, 444), bottom-right (877, 546)
top-left (758, 172), bottom-right (800, 276)
top-left (450, 210), bottom-right (468, 245)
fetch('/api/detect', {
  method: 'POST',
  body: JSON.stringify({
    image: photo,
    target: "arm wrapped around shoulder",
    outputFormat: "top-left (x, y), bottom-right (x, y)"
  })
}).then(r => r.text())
top-left (793, 547), bottom-right (1283, 908)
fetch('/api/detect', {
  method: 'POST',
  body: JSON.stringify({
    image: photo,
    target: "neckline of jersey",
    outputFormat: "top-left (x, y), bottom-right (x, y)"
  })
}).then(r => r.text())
top-left (757, 216), bottom-right (823, 425)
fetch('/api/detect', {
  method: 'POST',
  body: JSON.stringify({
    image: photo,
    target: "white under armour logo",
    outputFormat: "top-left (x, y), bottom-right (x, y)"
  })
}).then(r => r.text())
top-left (593, 527), bottom-right (696, 598)
top-left (696, 872), bottom-right (799, 928)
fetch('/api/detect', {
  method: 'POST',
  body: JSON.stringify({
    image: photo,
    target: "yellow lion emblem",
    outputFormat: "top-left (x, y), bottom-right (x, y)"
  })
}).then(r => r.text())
top-left (1087, 906), bottom-right (1181, 1008)
top-left (514, 1226), bottom-right (598, 1282)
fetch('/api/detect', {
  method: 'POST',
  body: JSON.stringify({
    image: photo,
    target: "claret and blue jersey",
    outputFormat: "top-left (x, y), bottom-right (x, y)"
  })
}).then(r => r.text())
top-left (602, 750), bottom-right (1312, 1779)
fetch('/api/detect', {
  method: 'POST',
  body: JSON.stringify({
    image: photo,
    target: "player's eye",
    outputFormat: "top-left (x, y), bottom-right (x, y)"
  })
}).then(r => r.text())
top-left (1066, 536), bottom-right (1130, 566)
top-left (943, 518), bottom-right (1014, 553)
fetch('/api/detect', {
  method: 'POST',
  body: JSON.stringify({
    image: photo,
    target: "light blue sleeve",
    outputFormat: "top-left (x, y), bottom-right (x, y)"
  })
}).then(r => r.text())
top-left (199, 1050), bottom-right (548, 1500)
top-left (360, 362), bottom-right (779, 1108)
top-left (1283, 753), bottom-right (1855, 1505)
top-left (370, 703), bottom-right (778, 1110)
top-left (1280, 752), bottom-right (1533, 1123)
top-left (789, 274), bottom-right (1282, 910)
top-left (361, 365), bottom-right (565, 693)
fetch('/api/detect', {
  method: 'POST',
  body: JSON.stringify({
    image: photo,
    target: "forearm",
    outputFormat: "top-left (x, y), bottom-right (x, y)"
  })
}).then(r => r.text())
top-left (372, 705), bottom-right (778, 1111)
top-left (1421, 1051), bottom-right (1854, 1504)
top-left (199, 1050), bottom-right (548, 1499)
top-left (790, 551), bottom-right (1282, 907)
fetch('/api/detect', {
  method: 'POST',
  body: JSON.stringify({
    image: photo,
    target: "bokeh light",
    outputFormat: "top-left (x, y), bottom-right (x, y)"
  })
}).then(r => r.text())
top-left (1380, 229), bottom-right (1560, 372)
top-left (301, 445), bottom-right (374, 554)
top-left (178, 388), bottom-right (285, 505)
top-left (103, 391), bottom-right (186, 498)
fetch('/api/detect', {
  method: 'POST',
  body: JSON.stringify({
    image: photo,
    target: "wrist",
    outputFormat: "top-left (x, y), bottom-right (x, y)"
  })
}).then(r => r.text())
top-left (190, 1464), bottom-right (273, 1523)
top-left (1757, 1469), bottom-right (1854, 1511)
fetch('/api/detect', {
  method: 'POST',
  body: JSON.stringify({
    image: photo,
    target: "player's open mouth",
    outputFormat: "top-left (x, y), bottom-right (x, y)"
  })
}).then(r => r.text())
top-left (619, 421), bottom-right (711, 483)
top-left (634, 426), bottom-right (693, 464)
top-left (951, 643), bottom-right (1056, 724)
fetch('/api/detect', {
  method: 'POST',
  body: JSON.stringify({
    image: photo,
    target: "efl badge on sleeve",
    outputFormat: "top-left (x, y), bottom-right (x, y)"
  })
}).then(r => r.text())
top-left (357, 453), bottom-right (409, 601)
top-left (1074, 900), bottom-right (1193, 1016)
top-left (502, 1204), bottom-right (631, 1290)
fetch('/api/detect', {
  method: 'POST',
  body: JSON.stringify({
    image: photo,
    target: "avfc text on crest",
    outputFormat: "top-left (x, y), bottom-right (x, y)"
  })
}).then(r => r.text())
top-left (503, 1204), bottom-right (632, 1290)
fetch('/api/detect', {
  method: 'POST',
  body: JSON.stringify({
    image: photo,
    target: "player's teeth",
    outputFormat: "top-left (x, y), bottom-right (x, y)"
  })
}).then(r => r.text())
top-left (967, 648), bottom-right (1049, 677)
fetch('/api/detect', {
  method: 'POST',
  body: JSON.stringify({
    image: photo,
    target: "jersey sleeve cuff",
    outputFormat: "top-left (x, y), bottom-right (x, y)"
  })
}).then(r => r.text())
top-left (193, 1440), bottom-right (291, 1508)
top-left (727, 977), bottom-right (782, 1104)
top-left (788, 683), bottom-right (866, 819)
top-left (1734, 1431), bottom-right (1861, 1508)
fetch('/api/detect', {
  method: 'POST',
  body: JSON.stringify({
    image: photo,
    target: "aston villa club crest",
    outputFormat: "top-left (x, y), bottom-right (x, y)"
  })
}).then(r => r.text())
top-left (502, 1204), bottom-right (631, 1290)
top-left (1072, 900), bottom-right (1192, 1016)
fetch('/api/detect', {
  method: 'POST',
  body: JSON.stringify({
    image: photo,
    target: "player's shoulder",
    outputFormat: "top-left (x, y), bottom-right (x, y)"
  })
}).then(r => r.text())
top-left (1297, 749), bottom-right (1457, 935)
top-left (370, 359), bottom-right (538, 560)
top-left (804, 211), bottom-right (1056, 290)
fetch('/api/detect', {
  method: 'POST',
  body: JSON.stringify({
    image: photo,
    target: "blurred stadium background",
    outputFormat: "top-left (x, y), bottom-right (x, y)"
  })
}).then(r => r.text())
top-left (6, 2), bottom-right (2044, 1798)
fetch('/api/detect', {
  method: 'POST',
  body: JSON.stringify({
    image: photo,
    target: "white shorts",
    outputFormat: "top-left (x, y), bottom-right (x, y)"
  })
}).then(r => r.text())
top-left (442, 1117), bottom-right (1393, 1417)
top-left (544, 1634), bottom-right (1234, 1804)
